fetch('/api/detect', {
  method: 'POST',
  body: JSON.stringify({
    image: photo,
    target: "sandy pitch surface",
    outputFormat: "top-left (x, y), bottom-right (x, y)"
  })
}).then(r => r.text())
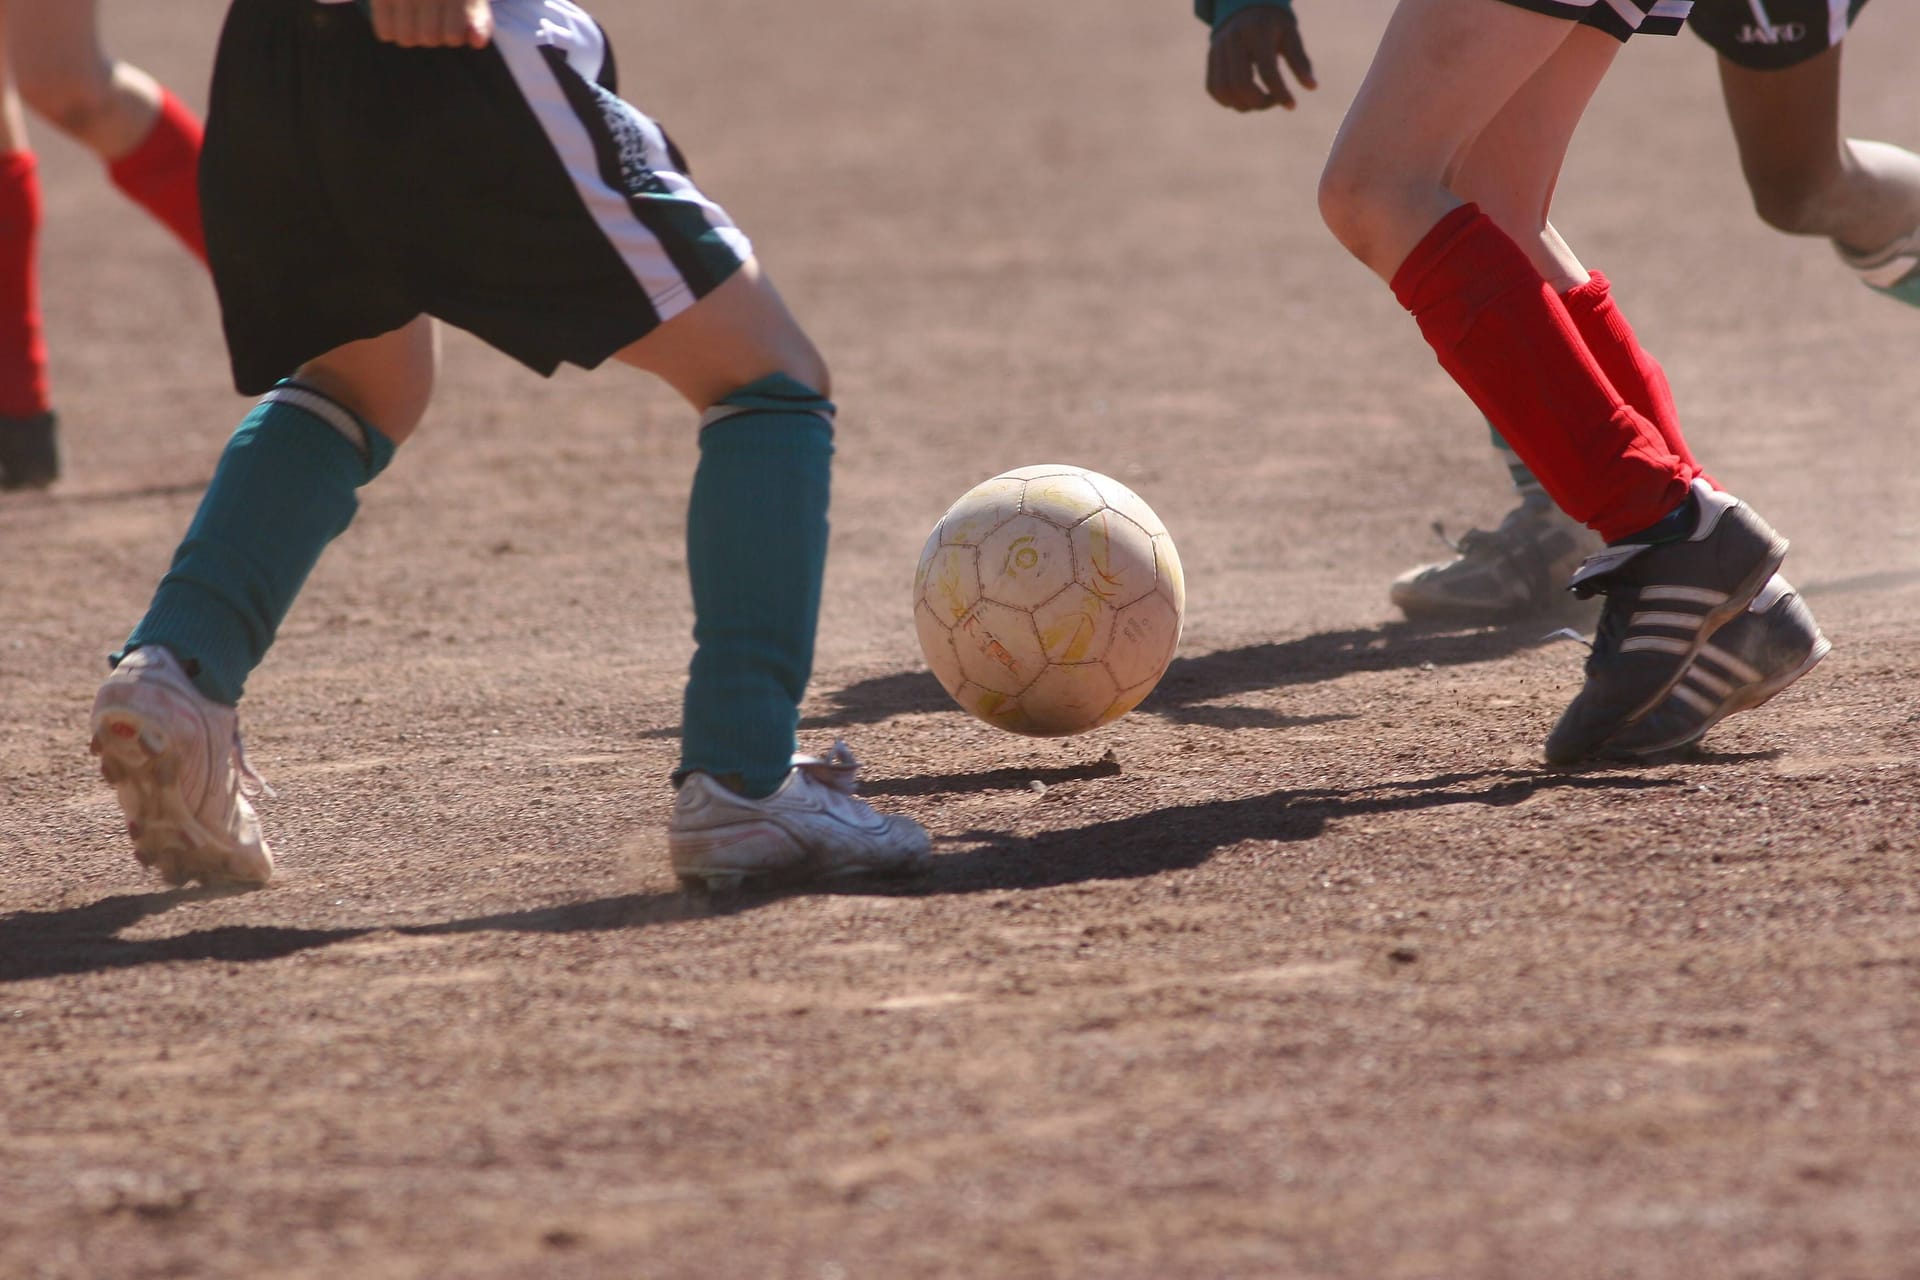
top-left (3, 3), bottom-right (1918, 1276)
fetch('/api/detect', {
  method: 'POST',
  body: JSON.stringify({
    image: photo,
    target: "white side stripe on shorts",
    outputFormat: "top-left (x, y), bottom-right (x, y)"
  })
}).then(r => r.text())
top-left (1604, 0), bottom-right (1691, 29)
top-left (1826, 0), bottom-right (1853, 45)
top-left (487, 0), bottom-right (751, 327)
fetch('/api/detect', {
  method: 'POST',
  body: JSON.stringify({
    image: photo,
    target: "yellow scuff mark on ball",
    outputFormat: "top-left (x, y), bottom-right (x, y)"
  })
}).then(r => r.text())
top-left (1039, 600), bottom-right (1100, 663)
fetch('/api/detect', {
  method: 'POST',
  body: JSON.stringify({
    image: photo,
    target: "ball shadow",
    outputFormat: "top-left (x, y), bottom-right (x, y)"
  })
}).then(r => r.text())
top-left (806, 617), bottom-right (1568, 732)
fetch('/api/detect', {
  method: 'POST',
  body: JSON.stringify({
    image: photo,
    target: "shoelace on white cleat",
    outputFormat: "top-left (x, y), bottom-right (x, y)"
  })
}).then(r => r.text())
top-left (791, 740), bottom-right (862, 795)
top-left (232, 732), bottom-right (277, 801)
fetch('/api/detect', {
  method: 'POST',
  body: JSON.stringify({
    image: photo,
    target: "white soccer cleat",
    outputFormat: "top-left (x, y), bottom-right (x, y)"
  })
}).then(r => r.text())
top-left (669, 741), bottom-right (931, 890)
top-left (89, 647), bottom-right (275, 887)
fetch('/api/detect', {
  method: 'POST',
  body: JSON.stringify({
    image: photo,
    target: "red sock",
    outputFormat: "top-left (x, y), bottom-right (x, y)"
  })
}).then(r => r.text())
top-left (0, 151), bottom-right (52, 419)
top-left (1390, 205), bottom-right (1690, 543)
top-left (107, 88), bottom-right (207, 263)
top-left (1559, 270), bottom-right (1710, 487)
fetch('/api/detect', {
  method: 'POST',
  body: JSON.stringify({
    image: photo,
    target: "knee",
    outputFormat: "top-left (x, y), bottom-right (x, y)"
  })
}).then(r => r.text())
top-left (1317, 153), bottom-right (1391, 267)
top-left (322, 382), bottom-right (431, 448)
top-left (791, 355), bottom-right (831, 402)
top-left (1318, 136), bottom-right (1437, 273)
top-left (762, 330), bottom-right (831, 403)
top-left (292, 319), bottom-right (440, 446)
top-left (1743, 166), bottom-right (1836, 237)
top-left (710, 370), bottom-right (836, 423)
top-left (292, 365), bottom-right (434, 447)
top-left (17, 65), bottom-right (120, 145)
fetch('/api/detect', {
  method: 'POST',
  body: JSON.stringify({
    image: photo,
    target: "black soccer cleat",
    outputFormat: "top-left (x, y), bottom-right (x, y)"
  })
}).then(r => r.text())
top-left (1599, 574), bottom-right (1829, 761)
top-left (0, 410), bottom-right (60, 490)
top-left (1544, 480), bottom-right (1789, 766)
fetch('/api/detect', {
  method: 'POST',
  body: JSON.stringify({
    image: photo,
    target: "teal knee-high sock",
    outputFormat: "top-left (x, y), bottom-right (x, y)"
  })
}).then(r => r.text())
top-left (1486, 418), bottom-right (1548, 505)
top-left (679, 373), bottom-right (834, 798)
top-left (122, 385), bottom-right (395, 704)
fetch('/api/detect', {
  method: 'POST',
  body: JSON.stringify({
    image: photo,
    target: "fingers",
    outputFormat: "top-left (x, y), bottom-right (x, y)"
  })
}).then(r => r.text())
top-left (1208, 28), bottom-right (1280, 111)
top-left (1208, 37), bottom-right (1264, 111)
top-left (1280, 24), bottom-right (1317, 92)
top-left (1205, 8), bottom-right (1317, 113)
top-left (366, 0), bottom-right (401, 45)
top-left (1252, 40), bottom-right (1295, 111)
top-left (368, 0), bottom-right (492, 49)
top-left (465, 0), bottom-right (494, 48)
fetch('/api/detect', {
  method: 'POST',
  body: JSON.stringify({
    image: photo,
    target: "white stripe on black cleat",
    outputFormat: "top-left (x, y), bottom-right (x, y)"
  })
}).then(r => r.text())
top-left (1544, 480), bottom-right (1789, 766)
top-left (1598, 574), bottom-right (1829, 761)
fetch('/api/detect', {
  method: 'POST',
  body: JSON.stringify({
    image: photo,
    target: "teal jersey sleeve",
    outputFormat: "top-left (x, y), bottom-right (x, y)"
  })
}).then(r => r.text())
top-left (1194, 0), bottom-right (1293, 29)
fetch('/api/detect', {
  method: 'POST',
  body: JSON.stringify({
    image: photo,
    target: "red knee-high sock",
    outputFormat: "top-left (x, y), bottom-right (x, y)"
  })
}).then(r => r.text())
top-left (0, 151), bottom-right (52, 419)
top-left (1390, 204), bottom-right (1691, 543)
top-left (1559, 270), bottom-right (1710, 487)
top-left (107, 88), bottom-right (206, 263)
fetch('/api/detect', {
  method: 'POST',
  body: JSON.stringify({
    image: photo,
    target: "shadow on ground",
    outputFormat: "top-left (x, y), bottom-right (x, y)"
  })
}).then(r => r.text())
top-left (0, 762), bottom-right (1682, 985)
top-left (806, 617), bottom-right (1571, 732)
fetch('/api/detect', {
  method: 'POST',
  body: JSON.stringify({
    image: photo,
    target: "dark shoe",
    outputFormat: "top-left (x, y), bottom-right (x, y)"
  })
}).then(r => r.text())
top-left (0, 410), bottom-right (59, 489)
top-left (1600, 574), bottom-right (1828, 760)
top-left (1390, 497), bottom-right (1602, 622)
top-left (1544, 480), bottom-right (1788, 765)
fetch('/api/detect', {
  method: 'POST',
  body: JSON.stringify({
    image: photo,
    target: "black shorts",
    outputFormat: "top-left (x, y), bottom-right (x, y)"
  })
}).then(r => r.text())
top-left (202, 0), bottom-right (751, 394)
top-left (1490, 0), bottom-right (1694, 42)
top-left (1686, 0), bottom-right (1868, 69)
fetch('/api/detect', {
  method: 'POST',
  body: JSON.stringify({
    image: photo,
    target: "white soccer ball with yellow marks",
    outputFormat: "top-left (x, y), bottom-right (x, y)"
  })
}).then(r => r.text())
top-left (913, 464), bottom-right (1185, 737)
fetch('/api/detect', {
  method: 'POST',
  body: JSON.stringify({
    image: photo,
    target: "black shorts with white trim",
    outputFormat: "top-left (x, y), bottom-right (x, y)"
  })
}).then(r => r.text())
top-left (1491, 0), bottom-right (1693, 42)
top-left (202, 0), bottom-right (750, 395)
top-left (1686, 0), bottom-right (1870, 70)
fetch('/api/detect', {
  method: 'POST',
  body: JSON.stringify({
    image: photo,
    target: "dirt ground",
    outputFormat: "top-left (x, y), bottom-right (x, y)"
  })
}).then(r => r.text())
top-left (4, 2), bottom-right (1919, 1277)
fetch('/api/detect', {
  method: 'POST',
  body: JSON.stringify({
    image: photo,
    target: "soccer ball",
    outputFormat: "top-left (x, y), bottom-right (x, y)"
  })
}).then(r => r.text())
top-left (913, 463), bottom-right (1185, 737)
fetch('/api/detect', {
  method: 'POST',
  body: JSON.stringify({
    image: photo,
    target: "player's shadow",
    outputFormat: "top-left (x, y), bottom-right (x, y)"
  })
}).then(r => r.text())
top-left (0, 884), bottom-right (709, 985)
top-left (0, 887), bottom-right (349, 984)
top-left (1803, 567), bottom-right (1920, 598)
top-left (804, 618), bottom-right (1573, 732)
top-left (0, 762), bottom-right (1683, 984)
top-left (13, 479), bottom-right (212, 507)
top-left (892, 764), bottom-right (1686, 895)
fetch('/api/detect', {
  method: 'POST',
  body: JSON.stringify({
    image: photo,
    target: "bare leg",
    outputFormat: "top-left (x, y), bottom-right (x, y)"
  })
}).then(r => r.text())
top-left (1717, 44), bottom-right (1920, 255)
top-left (6, 0), bottom-right (161, 161)
top-left (1318, 0), bottom-right (1615, 281)
top-left (1319, 0), bottom-right (1699, 543)
top-left (0, 11), bottom-right (28, 154)
top-left (293, 317), bottom-right (439, 445)
top-left (612, 258), bottom-right (829, 410)
top-left (1449, 35), bottom-right (1619, 291)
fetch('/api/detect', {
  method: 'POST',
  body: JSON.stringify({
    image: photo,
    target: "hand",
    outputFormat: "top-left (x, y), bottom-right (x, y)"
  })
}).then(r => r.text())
top-left (1206, 5), bottom-right (1315, 113)
top-left (366, 0), bottom-right (494, 49)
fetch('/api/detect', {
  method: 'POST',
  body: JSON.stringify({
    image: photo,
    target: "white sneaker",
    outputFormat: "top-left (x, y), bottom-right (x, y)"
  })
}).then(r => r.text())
top-left (1835, 225), bottom-right (1920, 306)
top-left (1389, 498), bottom-right (1603, 622)
top-left (669, 741), bottom-right (931, 890)
top-left (90, 647), bottom-right (275, 887)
